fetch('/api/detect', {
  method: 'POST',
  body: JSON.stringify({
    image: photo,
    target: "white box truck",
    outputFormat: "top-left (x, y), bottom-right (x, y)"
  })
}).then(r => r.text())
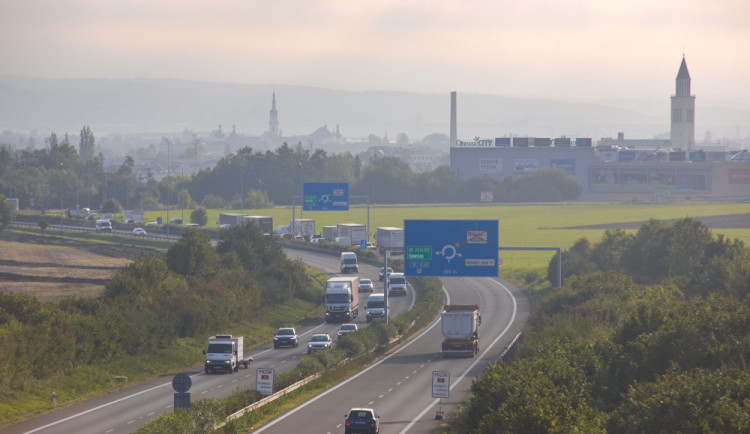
top-left (290, 219), bottom-right (315, 238)
top-left (375, 227), bottom-right (404, 254)
top-left (217, 213), bottom-right (245, 227)
top-left (202, 334), bottom-right (253, 374)
top-left (337, 223), bottom-right (366, 246)
top-left (242, 215), bottom-right (273, 234)
top-left (325, 276), bottom-right (359, 322)
top-left (440, 305), bottom-right (481, 357)
top-left (322, 225), bottom-right (338, 241)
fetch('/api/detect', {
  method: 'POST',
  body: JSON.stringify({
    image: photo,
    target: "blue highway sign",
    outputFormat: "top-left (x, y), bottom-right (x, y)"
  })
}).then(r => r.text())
top-left (404, 220), bottom-right (498, 277)
top-left (303, 183), bottom-right (349, 211)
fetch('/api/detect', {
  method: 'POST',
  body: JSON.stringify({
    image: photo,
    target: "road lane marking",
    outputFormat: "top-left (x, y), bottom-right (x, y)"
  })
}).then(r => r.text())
top-left (400, 278), bottom-right (518, 434)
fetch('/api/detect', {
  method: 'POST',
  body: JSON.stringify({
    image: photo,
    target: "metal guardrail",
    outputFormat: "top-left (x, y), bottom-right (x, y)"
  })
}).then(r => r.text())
top-left (216, 373), bottom-right (322, 430)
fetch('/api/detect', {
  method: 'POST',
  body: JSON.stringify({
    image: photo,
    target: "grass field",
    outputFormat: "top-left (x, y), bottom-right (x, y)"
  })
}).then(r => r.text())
top-left (139, 202), bottom-right (750, 273)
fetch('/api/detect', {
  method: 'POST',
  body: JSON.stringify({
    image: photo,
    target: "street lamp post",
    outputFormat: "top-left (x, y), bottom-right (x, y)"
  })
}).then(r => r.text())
top-left (59, 163), bottom-right (64, 229)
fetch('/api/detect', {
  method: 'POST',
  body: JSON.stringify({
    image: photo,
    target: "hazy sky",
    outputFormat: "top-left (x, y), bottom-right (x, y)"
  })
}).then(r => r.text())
top-left (2, 0), bottom-right (749, 108)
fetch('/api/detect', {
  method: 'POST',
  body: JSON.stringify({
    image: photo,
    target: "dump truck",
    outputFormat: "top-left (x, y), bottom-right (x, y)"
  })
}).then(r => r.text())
top-left (203, 334), bottom-right (253, 374)
top-left (441, 305), bottom-right (481, 357)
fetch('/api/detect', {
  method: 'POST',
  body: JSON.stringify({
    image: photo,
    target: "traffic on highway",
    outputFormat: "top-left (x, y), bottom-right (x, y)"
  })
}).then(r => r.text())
top-left (2, 246), bottom-right (528, 434)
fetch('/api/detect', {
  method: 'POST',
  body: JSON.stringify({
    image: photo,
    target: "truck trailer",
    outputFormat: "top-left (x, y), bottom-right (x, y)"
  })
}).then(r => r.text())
top-left (441, 305), bottom-right (481, 357)
top-left (336, 223), bottom-right (366, 246)
top-left (217, 213), bottom-right (246, 227)
top-left (202, 334), bottom-right (252, 374)
top-left (322, 225), bottom-right (337, 241)
top-left (242, 215), bottom-right (273, 234)
top-left (290, 219), bottom-right (315, 238)
top-left (375, 227), bottom-right (404, 254)
top-left (325, 276), bottom-right (359, 322)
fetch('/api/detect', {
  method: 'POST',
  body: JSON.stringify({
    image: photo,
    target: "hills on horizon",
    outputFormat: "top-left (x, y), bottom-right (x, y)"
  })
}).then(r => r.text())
top-left (0, 75), bottom-right (746, 145)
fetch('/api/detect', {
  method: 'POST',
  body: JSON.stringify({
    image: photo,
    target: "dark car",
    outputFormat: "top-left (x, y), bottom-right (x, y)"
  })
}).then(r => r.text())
top-left (273, 327), bottom-right (298, 348)
top-left (378, 267), bottom-right (393, 282)
top-left (345, 407), bottom-right (380, 434)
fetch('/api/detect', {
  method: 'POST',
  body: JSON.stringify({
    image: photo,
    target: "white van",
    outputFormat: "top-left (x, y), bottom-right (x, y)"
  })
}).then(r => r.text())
top-left (388, 272), bottom-right (407, 296)
top-left (95, 219), bottom-right (112, 233)
top-left (365, 293), bottom-right (388, 322)
top-left (340, 251), bottom-right (358, 274)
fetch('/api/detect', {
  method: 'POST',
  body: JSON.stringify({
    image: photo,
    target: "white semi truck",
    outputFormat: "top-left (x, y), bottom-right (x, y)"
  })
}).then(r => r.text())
top-left (440, 305), bottom-right (481, 357)
top-left (325, 276), bottom-right (359, 323)
top-left (202, 334), bottom-right (253, 374)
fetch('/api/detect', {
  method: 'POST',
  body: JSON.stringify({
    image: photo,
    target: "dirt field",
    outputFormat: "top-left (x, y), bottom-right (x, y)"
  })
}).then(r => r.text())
top-left (0, 231), bottom-right (156, 301)
top-left (561, 213), bottom-right (750, 230)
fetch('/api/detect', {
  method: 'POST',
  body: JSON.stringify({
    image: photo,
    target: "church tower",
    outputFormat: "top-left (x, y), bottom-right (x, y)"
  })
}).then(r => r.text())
top-left (670, 56), bottom-right (695, 149)
top-left (269, 92), bottom-right (279, 136)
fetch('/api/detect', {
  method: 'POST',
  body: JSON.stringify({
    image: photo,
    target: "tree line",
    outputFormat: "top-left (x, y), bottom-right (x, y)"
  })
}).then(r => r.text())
top-left (451, 218), bottom-right (750, 432)
top-left (0, 128), bottom-right (581, 214)
top-left (0, 224), bottom-right (312, 390)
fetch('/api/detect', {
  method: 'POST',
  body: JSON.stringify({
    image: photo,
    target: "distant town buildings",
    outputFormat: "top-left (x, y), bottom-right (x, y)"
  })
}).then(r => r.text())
top-left (449, 56), bottom-right (750, 201)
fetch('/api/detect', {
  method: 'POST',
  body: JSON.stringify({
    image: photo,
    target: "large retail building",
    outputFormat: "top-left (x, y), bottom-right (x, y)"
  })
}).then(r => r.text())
top-left (449, 57), bottom-right (749, 201)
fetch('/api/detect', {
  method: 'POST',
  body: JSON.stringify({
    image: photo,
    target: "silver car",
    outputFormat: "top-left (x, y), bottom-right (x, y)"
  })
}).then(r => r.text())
top-left (337, 323), bottom-right (358, 338)
top-left (307, 333), bottom-right (333, 353)
top-left (359, 278), bottom-right (374, 293)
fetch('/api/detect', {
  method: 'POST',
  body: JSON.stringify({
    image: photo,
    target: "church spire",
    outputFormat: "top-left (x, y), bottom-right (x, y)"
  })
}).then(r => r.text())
top-left (671, 56), bottom-right (695, 149)
top-left (675, 55), bottom-right (691, 96)
top-left (269, 92), bottom-right (279, 136)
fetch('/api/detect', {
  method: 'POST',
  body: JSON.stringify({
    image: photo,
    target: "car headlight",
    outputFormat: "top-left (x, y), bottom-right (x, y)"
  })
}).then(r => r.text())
top-left (205, 360), bottom-right (211, 364)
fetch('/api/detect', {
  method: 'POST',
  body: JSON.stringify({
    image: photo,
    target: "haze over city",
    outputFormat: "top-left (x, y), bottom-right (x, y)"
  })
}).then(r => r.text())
top-left (1, 0), bottom-right (749, 141)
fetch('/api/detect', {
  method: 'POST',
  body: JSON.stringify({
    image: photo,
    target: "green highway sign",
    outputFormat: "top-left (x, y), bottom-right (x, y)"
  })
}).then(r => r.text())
top-left (407, 246), bottom-right (432, 260)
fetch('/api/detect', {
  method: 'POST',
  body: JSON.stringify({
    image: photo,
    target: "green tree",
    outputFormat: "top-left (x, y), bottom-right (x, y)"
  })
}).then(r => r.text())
top-left (166, 229), bottom-right (217, 277)
top-left (176, 188), bottom-right (192, 211)
top-left (200, 193), bottom-right (226, 209)
top-left (548, 238), bottom-right (597, 284)
top-left (621, 219), bottom-right (671, 282)
top-left (608, 368), bottom-right (750, 433)
top-left (190, 207), bottom-right (208, 227)
top-left (590, 228), bottom-right (631, 271)
top-left (354, 156), bottom-right (414, 203)
top-left (246, 189), bottom-right (273, 209)
top-left (0, 194), bottom-right (10, 230)
top-left (101, 198), bottom-right (122, 213)
top-left (79, 125), bottom-right (95, 160)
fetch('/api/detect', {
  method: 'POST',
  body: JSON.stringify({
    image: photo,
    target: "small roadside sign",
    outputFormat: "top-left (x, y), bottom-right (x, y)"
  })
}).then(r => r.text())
top-left (256, 368), bottom-right (274, 395)
top-left (432, 371), bottom-right (450, 398)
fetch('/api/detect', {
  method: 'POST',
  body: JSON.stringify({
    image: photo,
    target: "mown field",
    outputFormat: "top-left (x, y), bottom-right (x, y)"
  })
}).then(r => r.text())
top-left (144, 202), bottom-right (750, 273)
top-left (6, 202), bottom-right (749, 300)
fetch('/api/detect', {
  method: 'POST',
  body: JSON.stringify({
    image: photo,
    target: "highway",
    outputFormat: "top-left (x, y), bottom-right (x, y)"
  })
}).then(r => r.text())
top-left (254, 274), bottom-right (528, 434)
top-left (2, 247), bottom-right (528, 434)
